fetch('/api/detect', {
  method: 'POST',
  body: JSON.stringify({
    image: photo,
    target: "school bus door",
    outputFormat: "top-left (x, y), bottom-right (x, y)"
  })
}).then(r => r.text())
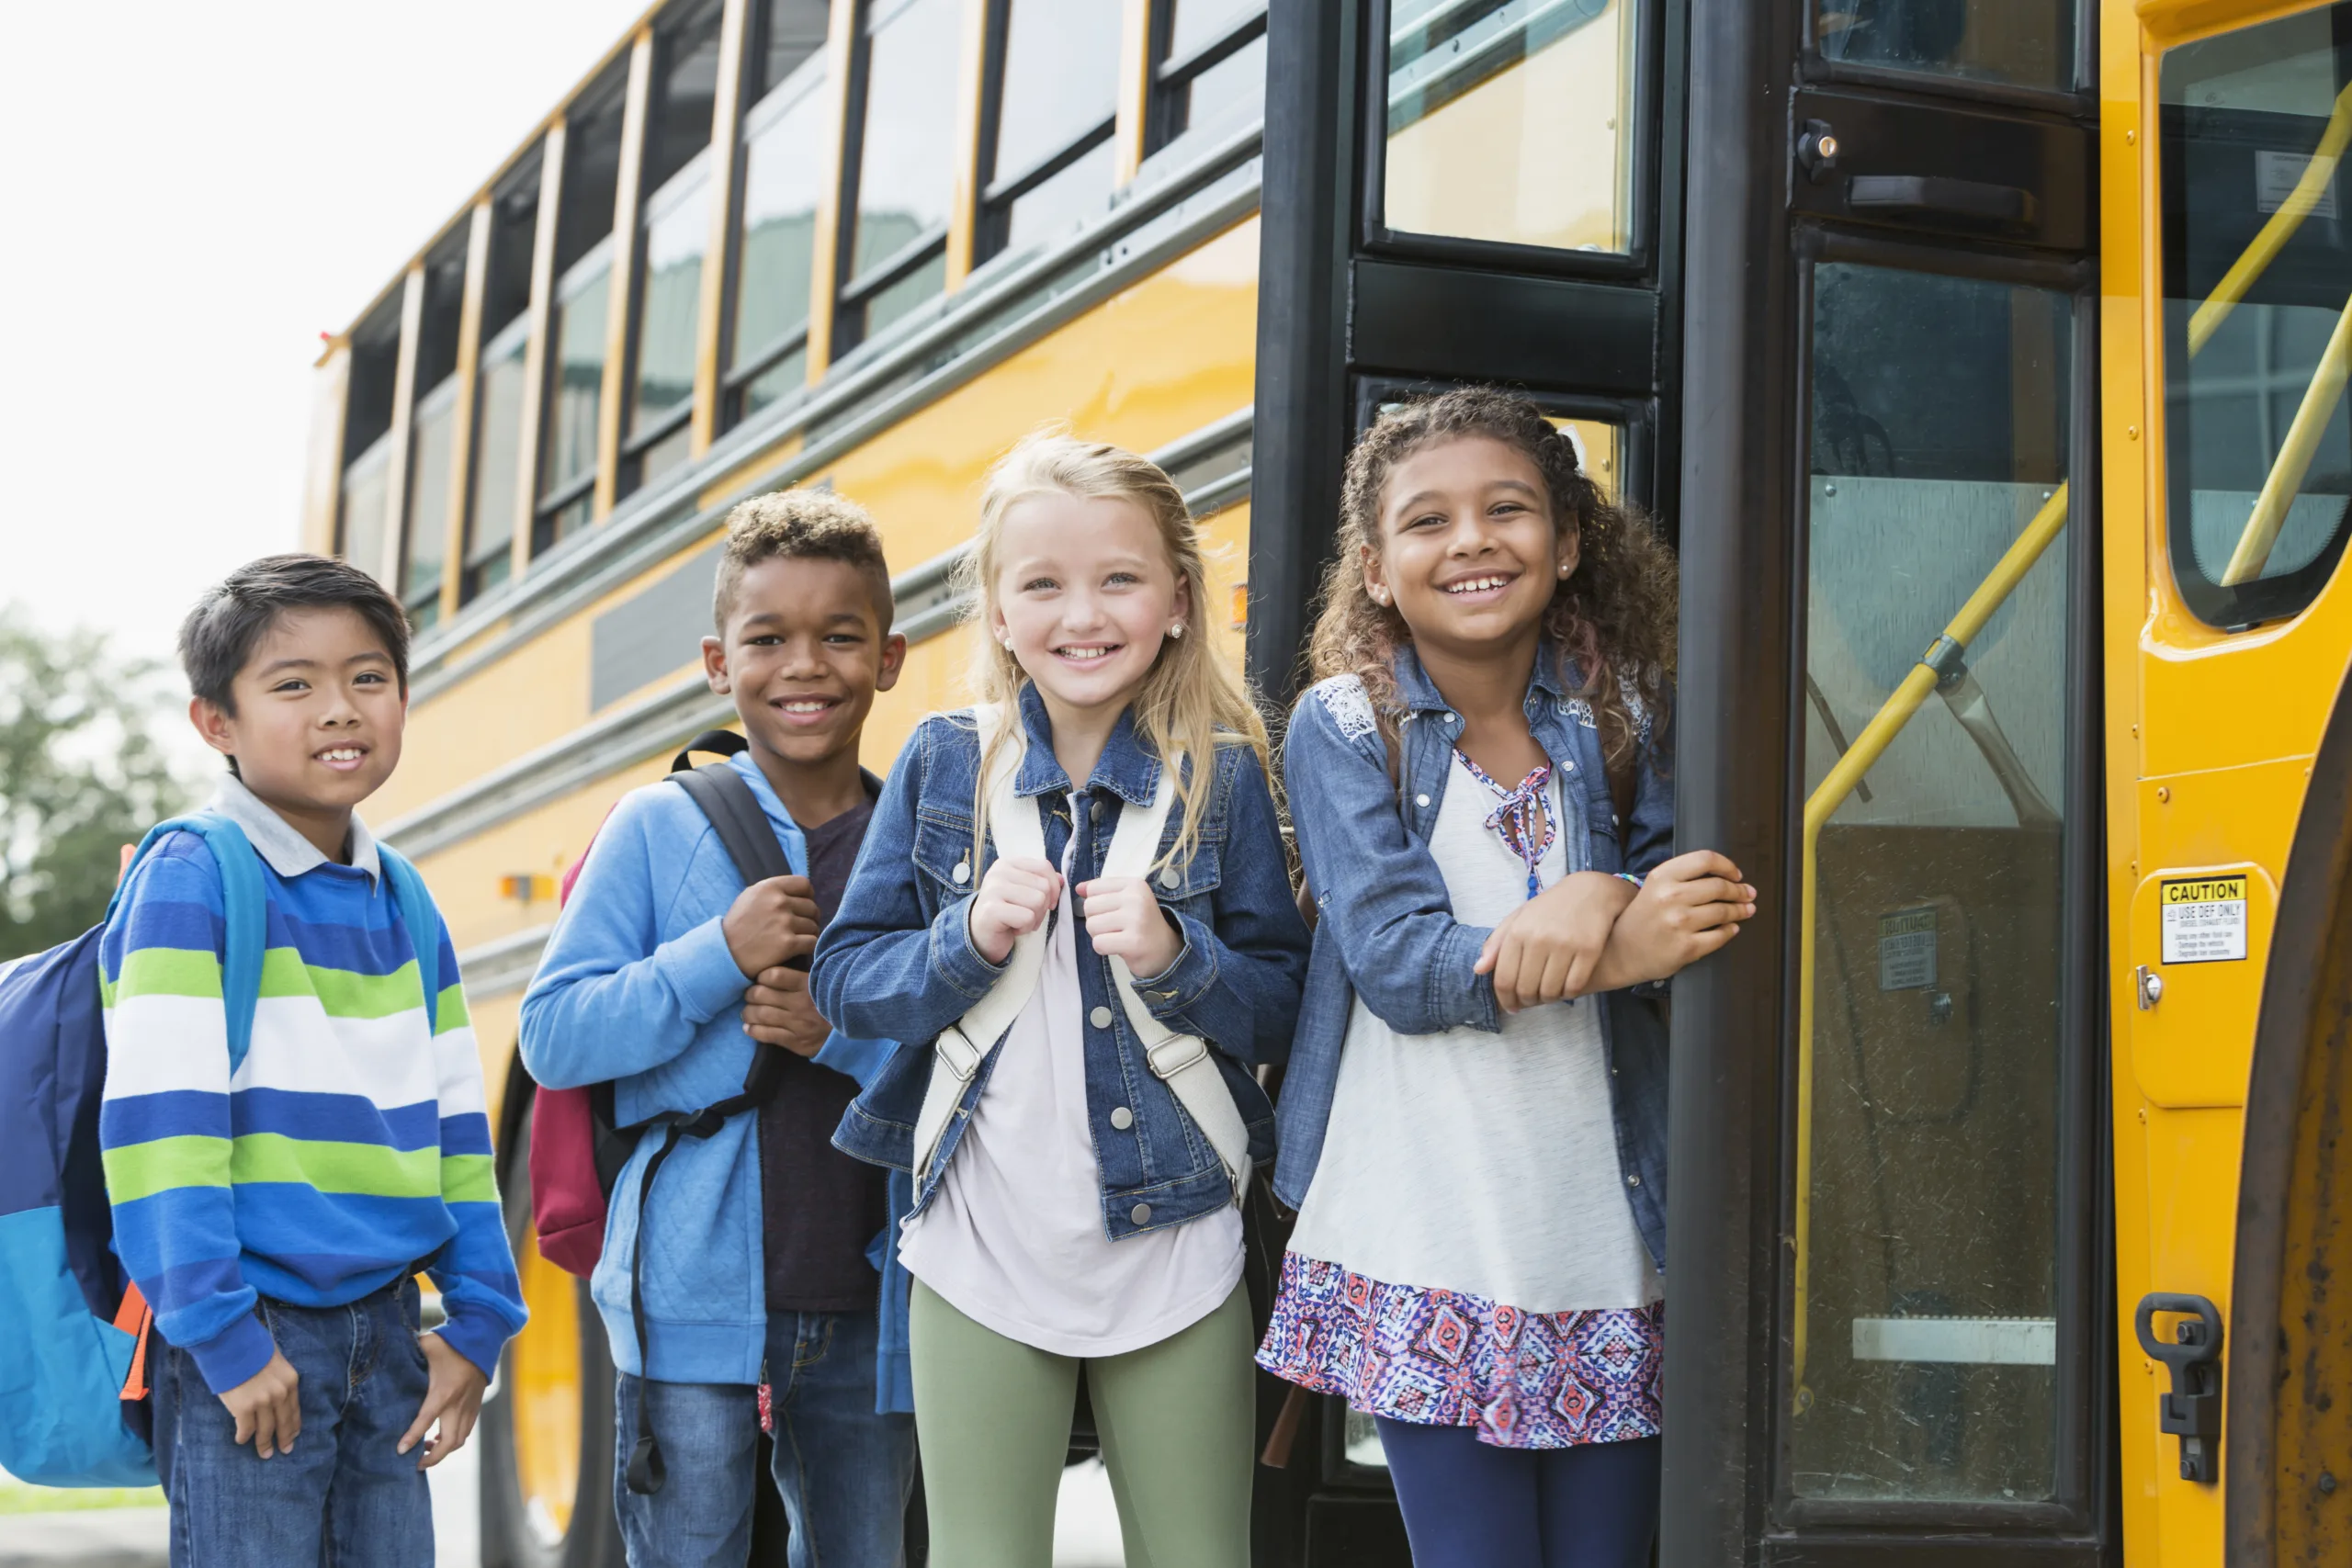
top-left (1657, 0), bottom-right (2114, 1565)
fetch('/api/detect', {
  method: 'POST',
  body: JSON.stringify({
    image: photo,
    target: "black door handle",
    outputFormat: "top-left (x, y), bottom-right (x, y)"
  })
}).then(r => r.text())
top-left (2135, 1292), bottom-right (2222, 1483)
top-left (1848, 174), bottom-right (2040, 230)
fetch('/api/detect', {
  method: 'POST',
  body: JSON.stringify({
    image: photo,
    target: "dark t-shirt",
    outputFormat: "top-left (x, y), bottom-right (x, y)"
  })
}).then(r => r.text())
top-left (758, 779), bottom-right (891, 1313)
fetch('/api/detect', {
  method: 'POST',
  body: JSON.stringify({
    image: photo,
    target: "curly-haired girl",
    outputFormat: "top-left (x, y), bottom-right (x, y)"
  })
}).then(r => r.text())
top-left (1257, 387), bottom-right (1752, 1568)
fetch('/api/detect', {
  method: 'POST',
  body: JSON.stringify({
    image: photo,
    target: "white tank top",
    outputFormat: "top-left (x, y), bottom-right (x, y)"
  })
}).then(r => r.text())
top-left (897, 793), bottom-right (1243, 1355)
top-left (1284, 751), bottom-right (1661, 1312)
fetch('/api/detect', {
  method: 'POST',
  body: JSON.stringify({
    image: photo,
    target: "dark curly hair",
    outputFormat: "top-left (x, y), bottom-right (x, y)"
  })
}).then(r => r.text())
top-left (1306, 386), bottom-right (1677, 807)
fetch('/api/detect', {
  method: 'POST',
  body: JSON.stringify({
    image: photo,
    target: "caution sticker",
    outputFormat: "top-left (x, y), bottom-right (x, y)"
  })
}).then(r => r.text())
top-left (1878, 908), bottom-right (1939, 991)
top-left (2160, 874), bottom-right (2249, 964)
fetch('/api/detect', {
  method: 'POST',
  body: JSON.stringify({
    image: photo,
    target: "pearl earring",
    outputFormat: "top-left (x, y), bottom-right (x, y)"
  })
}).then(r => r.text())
top-left (1168, 623), bottom-right (1184, 639)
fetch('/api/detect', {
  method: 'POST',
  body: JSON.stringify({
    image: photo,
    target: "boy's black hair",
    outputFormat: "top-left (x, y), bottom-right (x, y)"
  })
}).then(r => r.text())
top-left (179, 553), bottom-right (412, 716)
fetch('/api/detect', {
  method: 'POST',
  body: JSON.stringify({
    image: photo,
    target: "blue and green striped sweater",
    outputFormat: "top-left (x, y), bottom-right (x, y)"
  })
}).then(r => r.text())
top-left (97, 817), bottom-right (525, 1392)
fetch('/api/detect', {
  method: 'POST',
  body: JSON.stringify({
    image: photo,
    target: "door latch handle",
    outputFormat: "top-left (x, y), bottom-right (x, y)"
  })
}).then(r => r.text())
top-left (2135, 1292), bottom-right (2222, 1483)
top-left (2135, 964), bottom-right (2164, 1010)
top-left (1847, 174), bottom-right (2039, 230)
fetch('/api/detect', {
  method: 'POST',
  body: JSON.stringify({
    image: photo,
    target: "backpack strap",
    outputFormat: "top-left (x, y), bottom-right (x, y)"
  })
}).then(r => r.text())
top-left (1095, 755), bottom-right (1252, 1201)
top-left (110, 814), bottom-right (269, 1075)
top-left (671, 766), bottom-right (793, 886)
top-left (910, 712), bottom-right (1047, 1184)
top-left (378, 845), bottom-right (443, 1035)
top-left (909, 715), bottom-right (1253, 1201)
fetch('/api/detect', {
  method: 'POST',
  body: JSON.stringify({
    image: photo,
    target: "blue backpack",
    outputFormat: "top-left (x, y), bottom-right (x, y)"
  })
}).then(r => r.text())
top-left (0, 812), bottom-right (442, 1487)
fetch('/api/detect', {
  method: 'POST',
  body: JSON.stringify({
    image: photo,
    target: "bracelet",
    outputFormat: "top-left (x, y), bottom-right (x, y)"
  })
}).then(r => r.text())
top-left (1615, 873), bottom-right (1645, 890)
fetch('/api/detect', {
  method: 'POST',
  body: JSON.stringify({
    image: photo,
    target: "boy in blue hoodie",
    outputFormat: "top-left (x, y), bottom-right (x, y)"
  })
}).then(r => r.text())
top-left (520, 492), bottom-right (914, 1568)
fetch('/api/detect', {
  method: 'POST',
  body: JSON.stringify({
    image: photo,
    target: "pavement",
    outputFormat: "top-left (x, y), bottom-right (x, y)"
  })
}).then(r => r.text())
top-left (0, 1451), bottom-right (1125, 1565)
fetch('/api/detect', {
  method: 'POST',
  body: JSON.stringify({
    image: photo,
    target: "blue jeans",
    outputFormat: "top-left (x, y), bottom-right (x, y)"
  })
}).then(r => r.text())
top-left (614, 1310), bottom-right (915, 1568)
top-left (1376, 1419), bottom-right (1662, 1568)
top-left (151, 1279), bottom-right (435, 1568)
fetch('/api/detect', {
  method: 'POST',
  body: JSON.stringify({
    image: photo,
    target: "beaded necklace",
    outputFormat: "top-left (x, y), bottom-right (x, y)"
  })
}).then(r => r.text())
top-left (1454, 750), bottom-right (1556, 902)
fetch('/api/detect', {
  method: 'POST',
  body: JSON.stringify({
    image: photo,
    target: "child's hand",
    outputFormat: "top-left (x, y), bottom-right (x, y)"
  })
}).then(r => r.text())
top-left (1475, 871), bottom-right (1638, 1012)
top-left (722, 874), bottom-right (820, 978)
top-left (399, 1332), bottom-right (488, 1471)
top-left (742, 965), bottom-right (829, 1057)
top-left (1078, 876), bottom-right (1184, 977)
top-left (967, 856), bottom-right (1063, 964)
top-left (219, 1347), bottom-right (301, 1460)
top-left (1594, 851), bottom-right (1755, 987)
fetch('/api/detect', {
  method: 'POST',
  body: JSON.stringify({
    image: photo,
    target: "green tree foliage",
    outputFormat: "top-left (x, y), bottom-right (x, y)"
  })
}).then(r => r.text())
top-left (1, 609), bottom-right (192, 962)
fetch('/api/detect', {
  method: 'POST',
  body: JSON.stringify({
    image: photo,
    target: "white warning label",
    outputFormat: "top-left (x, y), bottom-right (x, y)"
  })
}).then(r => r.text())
top-left (2160, 874), bottom-right (2249, 964)
top-left (1878, 908), bottom-right (1939, 991)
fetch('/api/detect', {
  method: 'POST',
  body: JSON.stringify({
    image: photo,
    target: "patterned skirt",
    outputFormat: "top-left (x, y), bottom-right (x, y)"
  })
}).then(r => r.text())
top-left (1256, 1251), bottom-right (1664, 1450)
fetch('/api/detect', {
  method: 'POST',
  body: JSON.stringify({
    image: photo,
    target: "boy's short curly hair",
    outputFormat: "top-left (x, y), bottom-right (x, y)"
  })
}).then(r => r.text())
top-left (711, 489), bottom-right (895, 634)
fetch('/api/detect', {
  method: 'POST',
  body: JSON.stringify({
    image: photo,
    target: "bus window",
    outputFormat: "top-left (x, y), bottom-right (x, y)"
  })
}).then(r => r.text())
top-left (838, 0), bottom-right (959, 353)
top-left (1145, 1), bottom-right (1267, 166)
top-left (2160, 4), bottom-right (2352, 630)
top-left (631, 165), bottom-right (711, 484)
top-left (730, 28), bottom-right (831, 420)
top-left (1792, 261), bottom-right (2075, 1505)
top-left (1815, 0), bottom-right (2074, 94)
top-left (539, 246), bottom-right (612, 552)
top-left (463, 169), bottom-right (539, 603)
top-left (977, 0), bottom-right (1123, 265)
top-left (751, 0), bottom-right (829, 101)
top-left (404, 378), bottom-right (458, 632)
top-left (337, 298), bottom-right (401, 584)
top-left (1382, 0), bottom-right (1637, 254)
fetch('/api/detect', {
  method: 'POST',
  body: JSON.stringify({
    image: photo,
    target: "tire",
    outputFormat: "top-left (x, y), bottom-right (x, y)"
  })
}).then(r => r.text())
top-left (481, 1078), bottom-right (626, 1568)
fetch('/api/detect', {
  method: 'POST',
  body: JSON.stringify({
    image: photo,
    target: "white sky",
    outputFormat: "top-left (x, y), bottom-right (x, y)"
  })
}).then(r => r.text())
top-left (0, 1), bottom-right (651, 677)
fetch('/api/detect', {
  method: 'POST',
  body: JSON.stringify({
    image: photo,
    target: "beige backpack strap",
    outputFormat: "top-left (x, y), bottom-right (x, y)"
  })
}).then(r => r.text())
top-left (1100, 753), bottom-right (1253, 1201)
top-left (910, 709), bottom-right (1047, 1184)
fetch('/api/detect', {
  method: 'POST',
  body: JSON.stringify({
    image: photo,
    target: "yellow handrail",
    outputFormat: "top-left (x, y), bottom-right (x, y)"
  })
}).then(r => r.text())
top-left (1791, 484), bottom-right (2071, 1404)
top-left (2222, 289), bottom-right (2352, 584)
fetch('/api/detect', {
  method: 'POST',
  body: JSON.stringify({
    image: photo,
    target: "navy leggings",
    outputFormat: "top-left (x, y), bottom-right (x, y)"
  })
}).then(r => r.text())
top-left (1376, 1419), bottom-right (1661, 1568)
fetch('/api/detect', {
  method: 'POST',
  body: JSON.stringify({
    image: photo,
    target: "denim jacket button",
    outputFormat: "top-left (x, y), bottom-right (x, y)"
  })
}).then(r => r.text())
top-left (1090, 1005), bottom-right (1114, 1029)
top-left (951, 861), bottom-right (970, 885)
top-left (1091, 799), bottom-right (1106, 823)
top-left (1159, 866), bottom-right (1182, 889)
top-left (1445, 711), bottom-right (1460, 726)
top-left (1130, 1203), bottom-right (1152, 1225)
top-left (1110, 1106), bottom-right (1134, 1130)
top-left (1415, 794), bottom-right (1430, 807)
top-left (1626, 1174), bottom-right (1641, 1187)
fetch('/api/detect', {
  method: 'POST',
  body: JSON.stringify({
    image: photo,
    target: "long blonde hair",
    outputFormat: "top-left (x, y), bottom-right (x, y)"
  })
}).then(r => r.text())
top-left (957, 432), bottom-right (1271, 872)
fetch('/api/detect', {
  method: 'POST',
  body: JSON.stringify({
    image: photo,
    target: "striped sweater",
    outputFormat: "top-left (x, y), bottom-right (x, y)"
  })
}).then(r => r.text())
top-left (97, 797), bottom-right (525, 1392)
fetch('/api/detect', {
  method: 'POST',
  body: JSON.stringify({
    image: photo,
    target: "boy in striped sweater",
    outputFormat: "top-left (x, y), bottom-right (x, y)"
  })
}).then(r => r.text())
top-left (99, 555), bottom-right (526, 1566)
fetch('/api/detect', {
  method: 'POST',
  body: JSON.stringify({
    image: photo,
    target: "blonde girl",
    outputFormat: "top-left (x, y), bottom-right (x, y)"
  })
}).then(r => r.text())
top-left (813, 434), bottom-right (1310, 1568)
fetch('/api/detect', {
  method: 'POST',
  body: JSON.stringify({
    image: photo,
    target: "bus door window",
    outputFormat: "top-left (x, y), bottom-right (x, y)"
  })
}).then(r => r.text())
top-left (2160, 4), bottom-right (2352, 631)
top-left (1814, 0), bottom-right (2075, 95)
top-left (1791, 260), bottom-right (2076, 1506)
top-left (1380, 0), bottom-right (1643, 255)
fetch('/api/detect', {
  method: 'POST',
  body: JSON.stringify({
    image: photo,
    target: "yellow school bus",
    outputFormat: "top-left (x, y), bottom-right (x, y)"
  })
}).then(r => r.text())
top-left (311, 0), bottom-right (2352, 1563)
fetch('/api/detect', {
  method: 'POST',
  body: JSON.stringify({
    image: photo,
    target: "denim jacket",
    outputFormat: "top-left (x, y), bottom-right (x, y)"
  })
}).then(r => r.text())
top-left (814, 683), bottom-right (1311, 1240)
top-left (1272, 643), bottom-right (1675, 1269)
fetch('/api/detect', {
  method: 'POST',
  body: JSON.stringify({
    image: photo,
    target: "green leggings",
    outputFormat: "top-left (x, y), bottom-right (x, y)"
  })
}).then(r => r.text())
top-left (910, 1280), bottom-right (1255, 1568)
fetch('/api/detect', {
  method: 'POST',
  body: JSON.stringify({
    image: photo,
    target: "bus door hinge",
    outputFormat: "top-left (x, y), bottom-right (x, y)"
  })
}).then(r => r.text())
top-left (2136, 1292), bottom-right (2223, 1483)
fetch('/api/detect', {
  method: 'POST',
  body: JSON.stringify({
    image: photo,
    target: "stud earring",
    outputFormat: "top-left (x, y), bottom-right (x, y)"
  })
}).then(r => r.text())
top-left (1168, 623), bottom-right (1185, 639)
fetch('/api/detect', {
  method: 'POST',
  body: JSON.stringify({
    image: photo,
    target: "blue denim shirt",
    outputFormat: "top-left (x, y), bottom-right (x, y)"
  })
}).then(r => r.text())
top-left (814, 684), bottom-right (1311, 1240)
top-left (1272, 643), bottom-right (1675, 1269)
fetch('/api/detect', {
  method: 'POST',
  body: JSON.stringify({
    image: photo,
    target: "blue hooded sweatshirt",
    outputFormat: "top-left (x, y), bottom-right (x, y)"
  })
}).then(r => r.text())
top-left (519, 750), bottom-right (911, 1411)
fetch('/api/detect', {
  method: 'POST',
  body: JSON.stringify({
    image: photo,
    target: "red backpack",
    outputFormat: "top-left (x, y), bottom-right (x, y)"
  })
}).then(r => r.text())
top-left (526, 731), bottom-right (795, 1278)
